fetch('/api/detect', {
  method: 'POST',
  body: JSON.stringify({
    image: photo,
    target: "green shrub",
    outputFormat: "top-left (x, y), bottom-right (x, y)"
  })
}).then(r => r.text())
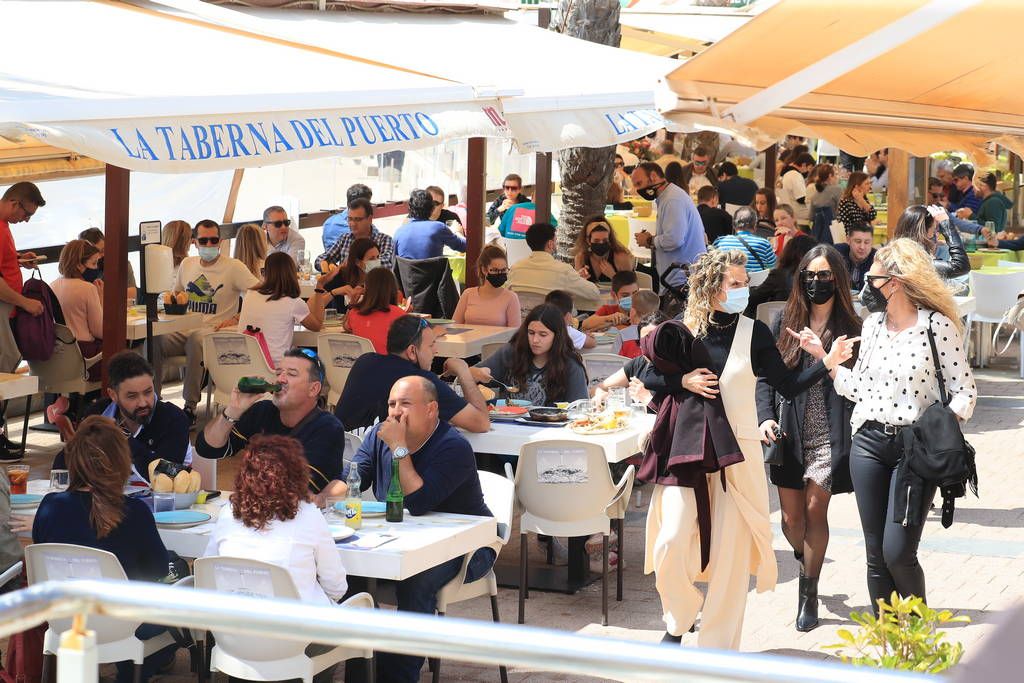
top-left (823, 592), bottom-right (970, 674)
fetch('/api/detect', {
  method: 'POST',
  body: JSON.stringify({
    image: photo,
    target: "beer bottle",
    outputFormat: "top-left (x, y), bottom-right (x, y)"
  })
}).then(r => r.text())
top-left (237, 376), bottom-right (281, 394)
top-left (385, 457), bottom-right (404, 523)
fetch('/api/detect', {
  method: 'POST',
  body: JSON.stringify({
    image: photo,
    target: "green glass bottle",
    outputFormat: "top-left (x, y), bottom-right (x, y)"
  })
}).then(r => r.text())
top-left (385, 457), bottom-right (404, 523)
top-left (237, 376), bottom-right (281, 394)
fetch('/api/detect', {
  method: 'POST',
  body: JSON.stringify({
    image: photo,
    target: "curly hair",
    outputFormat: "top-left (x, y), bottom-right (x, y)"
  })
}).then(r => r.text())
top-left (875, 238), bottom-right (962, 334)
top-left (231, 435), bottom-right (310, 531)
top-left (684, 249), bottom-right (748, 338)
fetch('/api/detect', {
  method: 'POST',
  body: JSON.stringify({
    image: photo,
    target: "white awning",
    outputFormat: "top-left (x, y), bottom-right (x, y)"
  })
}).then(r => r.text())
top-left (0, 0), bottom-right (506, 173)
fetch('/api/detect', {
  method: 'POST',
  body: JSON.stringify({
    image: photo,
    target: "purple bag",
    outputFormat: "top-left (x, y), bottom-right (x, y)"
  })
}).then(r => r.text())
top-left (13, 271), bottom-right (57, 361)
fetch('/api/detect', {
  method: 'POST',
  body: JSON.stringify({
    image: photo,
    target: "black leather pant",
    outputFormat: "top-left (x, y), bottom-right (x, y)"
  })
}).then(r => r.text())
top-left (849, 426), bottom-right (936, 613)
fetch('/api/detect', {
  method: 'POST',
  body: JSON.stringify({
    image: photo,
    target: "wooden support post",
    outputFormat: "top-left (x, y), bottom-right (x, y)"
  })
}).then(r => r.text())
top-left (1011, 152), bottom-right (1020, 231)
top-left (887, 150), bottom-right (910, 240)
top-left (466, 138), bottom-right (487, 288)
top-left (763, 144), bottom-right (777, 190)
top-left (535, 153), bottom-right (552, 224)
top-left (100, 165), bottom-right (130, 388)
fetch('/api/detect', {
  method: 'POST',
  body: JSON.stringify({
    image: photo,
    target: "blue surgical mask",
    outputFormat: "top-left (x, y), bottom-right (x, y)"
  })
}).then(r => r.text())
top-left (721, 286), bottom-right (749, 314)
top-left (198, 246), bottom-right (220, 261)
top-left (618, 296), bottom-right (632, 312)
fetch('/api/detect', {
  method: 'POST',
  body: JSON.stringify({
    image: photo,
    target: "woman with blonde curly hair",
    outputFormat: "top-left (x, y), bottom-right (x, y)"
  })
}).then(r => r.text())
top-left (831, 238), bottom-right (975, 614)
top-left (233, 222), bottom-right (268, 279)
top-left (637, 248), bottom-right (856, 649)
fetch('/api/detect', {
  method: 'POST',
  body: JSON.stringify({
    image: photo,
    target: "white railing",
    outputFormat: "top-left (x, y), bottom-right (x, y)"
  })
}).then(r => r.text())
top-left (0, 579), bottom-right (931, 683)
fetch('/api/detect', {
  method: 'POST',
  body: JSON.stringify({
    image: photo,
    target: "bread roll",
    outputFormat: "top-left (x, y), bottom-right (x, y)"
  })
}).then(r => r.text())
top-left (152, 473), bottom-right (174, 493)
top-left (188, 470), bottom-right (202, 493)
top-left (173, 470), bottom-right (191, 493)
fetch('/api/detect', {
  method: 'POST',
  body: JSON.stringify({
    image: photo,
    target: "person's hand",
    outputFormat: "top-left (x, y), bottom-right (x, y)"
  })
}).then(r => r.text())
top-left (759, 419), bottom-right (780, 445)
top-left (987, 236), bottom-right (999, 248)
top-left (682, 368), bottom-right (719, 399)
top-left (576, 265), bottom-right (591, 280)
top-left (469, 366), bottom-right (492, 383)
top-left (609, 312), bottom-right (628, 327)
top-left (824, 335), bottom-right (860, 370)
top-left (215, 315), bottom-right (239, 331)
top-left (442, 357), bottom-right (468, 377)
top-left (786, 326), bottom-right (825, 360)
top-left (315, 270), bottom-right (334, 289)
top-left (955, 207), bottom-right (972, 220)
top-left (927, 206), bottom-right (949, 223)
top-left (9, 513), bottom-right (32, 535)
top-left (225, 387), bottom-right (264, 420)
top-left (636, 230), bottom-right (652, 247)
top-left (19, 298), bottom-right (42, 316)
top-left (596, 258), bottom-right (617, 279)
top-left (981, 226), bottom-right (992, 239)
top-left (500, 198), bottom-right (514, 212)
top-left (592, 385), bottom-right (609, 405)
top-left (628, 377), bottom-right (653, 406)
top-left (18, 251), bottom-right (37, 262)
top-left (378, 413), bottom-right (409, 452)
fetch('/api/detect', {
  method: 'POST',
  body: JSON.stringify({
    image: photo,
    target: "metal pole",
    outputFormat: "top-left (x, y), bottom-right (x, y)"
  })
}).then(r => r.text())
top-left (465, 138), bottom-right (487, 288)
top-left (101, 165), bottom-right (130, 388)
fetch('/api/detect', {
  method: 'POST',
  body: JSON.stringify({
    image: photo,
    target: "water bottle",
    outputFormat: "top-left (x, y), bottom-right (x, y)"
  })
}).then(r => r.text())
top-left (385, 457), bottom-right (404, 523)
top-left (344, 466), bottom-right (362, 529)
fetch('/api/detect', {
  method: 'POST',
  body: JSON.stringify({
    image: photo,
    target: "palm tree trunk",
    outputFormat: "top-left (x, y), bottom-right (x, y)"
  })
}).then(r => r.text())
top-left (551, 0), bottom-right (621, 261)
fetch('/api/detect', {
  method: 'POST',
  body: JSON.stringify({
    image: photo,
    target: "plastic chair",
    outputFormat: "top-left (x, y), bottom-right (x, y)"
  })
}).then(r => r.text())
top-left (514, 441), bottom-right (635, 626)
top-left (634, 270), bottom-right (653, 291)
top-left (748, 268), bottom-right (771, 288)
top-left (968, 270), bottom-right (1024, 367)
top-left (582, 353), bottom-right (628, 390)
top-left (194, 556), bottom-right (374, 683)
top-left (26, 324), bottom-right (102, 423)
top-left (25, 544), bottom-right (177, 683)
top-left (202, 332), bottom-right (276, 415)
top-left (430, 463), bottom-right (514, 683)
top-left (756, 301), bottom-right (787, 327)
top-left (509, 289), bottom-right (546, 321)
top-left (317, 333), bottom-right (375, 409)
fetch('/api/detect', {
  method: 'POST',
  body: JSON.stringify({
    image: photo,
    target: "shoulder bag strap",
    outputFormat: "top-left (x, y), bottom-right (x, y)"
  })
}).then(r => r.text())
top-left (733, 233), bottom-right (767, 271)
top-left (925, 312), bottom-right (949, 406)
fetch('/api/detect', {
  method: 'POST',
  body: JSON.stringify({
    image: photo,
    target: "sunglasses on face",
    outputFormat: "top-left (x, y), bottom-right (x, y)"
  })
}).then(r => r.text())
top-left (930, 192), bottom-right (944, 199)
top-left (865, 275), bottom-right (892, 287)
top-left (503, 185), bottom-right (520, 192)
top-left (614, 162), bottom-right (624, 168)
top-left (265, 219), bottom-right (291, 229)
top-left (196, 236), bottom-right (221, 246)
top-left (800, 269), bottom-right (834, 283)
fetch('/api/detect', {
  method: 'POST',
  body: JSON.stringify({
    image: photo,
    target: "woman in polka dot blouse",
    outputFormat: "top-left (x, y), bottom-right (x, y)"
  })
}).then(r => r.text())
top-left (825, 238), bottom-right (977, 614)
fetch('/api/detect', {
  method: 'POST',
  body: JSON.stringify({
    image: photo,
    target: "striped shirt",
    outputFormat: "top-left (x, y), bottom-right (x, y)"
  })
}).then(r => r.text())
top-left (712, 231), bottom-right (777, 272)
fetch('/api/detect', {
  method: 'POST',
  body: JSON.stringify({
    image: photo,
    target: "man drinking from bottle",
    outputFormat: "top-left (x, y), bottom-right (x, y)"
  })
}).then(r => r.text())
top-left (343, 375), bottom-right (493, 683)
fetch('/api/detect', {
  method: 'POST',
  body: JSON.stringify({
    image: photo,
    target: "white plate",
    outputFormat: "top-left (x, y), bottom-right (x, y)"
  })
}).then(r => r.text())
top-left (329, 525), bottom-right (355, 541)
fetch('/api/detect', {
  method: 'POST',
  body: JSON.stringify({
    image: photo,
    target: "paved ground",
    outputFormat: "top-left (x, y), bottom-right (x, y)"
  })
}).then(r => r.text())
top-left (9, 349), bottom-right (1024, 682)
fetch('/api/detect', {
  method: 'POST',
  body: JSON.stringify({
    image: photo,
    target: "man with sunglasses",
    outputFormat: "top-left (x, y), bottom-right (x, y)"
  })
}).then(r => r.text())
top-left (263, 205), bottom-right (305, 262)
top-left (160, 220), bottom-right (259, 423)
top-left (631, 162), bottom-right (707, 289)
top-left (487, 173), bottom-right (530, 225)
top-left (678, 146), bottom-right (719, 198)
top-left (197, 348), bottom-right (346, 505)
top-left (335, 315), bottom-right (490, 434)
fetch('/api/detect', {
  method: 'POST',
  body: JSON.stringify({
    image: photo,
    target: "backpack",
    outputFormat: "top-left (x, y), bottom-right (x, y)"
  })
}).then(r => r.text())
top-left (13, 270), bottom-right (58, 361)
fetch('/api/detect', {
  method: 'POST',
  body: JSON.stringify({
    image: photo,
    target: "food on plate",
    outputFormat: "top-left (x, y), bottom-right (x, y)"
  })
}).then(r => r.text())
top-left (490, 404), bottom-right (529, 416)
top-left (148, 458), bottom-right (202, 493)
top-left (570, 413), bottom-right (629, 434)
top-left (152, 473), bottom-right (174, 493)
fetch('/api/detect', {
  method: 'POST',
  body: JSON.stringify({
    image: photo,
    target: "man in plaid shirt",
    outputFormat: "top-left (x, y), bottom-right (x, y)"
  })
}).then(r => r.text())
top-left (315, 197), bottom-right (394, 271)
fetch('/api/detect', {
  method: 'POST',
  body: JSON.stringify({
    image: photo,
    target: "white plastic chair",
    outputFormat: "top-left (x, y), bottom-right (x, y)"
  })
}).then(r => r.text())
top-left (748, 268), bottom-right (771, 287)
top-left (634, 270), bottom-right (653, 291)
top-left (26, 323), bottom-right (102, 395)
top-left (317, 333), bottom-right (375, 409)
top-left (510, 289), bottom-right (546, 321)
top-left (194, 556), bottom-right (374, 683)
top-left (202, 332), bottom-right (277, 415)
top-left (430, 463), bottom-right (514, 683)
top-left (756, 301), bottom-right (787, 327)
top-left (500, 236), bottom-right (532, 266)
top-left (582, 353), bottom-right (628, 390)
top-left (514, 441), bottom-right (635, 626)
top-left (25, 544), bottom-right (177, 682)
top-left (967, 270), bottom-right (1024, 367)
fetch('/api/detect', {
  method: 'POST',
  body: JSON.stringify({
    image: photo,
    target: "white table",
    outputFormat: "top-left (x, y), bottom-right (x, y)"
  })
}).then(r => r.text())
top-left (292, 320), bottom-right (347, 348)
top-left (0, 373), bottom-right (38, 401)
top-left (159, 501), bottom-right (496, 581)
top-left (126, 311), bottom-right (206, 341)
top-left (463, 413), bottom-right (653, 463)
top-left (433, 324), bottom-right (516, 358)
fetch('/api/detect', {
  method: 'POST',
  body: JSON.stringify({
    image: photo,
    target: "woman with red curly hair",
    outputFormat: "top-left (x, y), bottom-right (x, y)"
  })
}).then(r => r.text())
top-left (204, 435), bottom-right (347, 604)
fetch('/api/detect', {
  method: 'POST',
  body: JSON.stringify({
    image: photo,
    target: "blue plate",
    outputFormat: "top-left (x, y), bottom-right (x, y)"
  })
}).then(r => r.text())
top-left (10, 493), bottom-right (43, 507)
top-left (153, 510), bottom-right (211, 525)
top-left (336, 501), bottom-right (385, 514)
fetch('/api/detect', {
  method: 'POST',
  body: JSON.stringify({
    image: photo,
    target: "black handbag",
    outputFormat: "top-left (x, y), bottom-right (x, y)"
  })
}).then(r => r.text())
top-left (762, 395), bottom-right (800, 467)
top-left (897, 313), bottom-right (978, 528)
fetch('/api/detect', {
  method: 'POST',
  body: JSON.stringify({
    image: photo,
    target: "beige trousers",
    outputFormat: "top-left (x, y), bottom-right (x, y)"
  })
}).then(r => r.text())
top-left (645, 482), bottom-right (753, 649)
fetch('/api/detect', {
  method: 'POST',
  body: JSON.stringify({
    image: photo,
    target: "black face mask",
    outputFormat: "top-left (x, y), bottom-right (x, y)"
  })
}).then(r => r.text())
top-left (82, 267), bottom-right (101, 283)
top-left (485, 273), bottom-right (508, 288)
top-left (859, 280), bottom-right (890, 313)
top-left (804, 279), bottom-right (835, 305)
top-left (636, 181), bottom-right (664, 201)
top-left (590, 242), bottom-right (610, 257)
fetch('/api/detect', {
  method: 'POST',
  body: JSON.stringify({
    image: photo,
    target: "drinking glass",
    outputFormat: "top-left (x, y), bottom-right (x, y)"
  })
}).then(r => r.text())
top-left (49, 469), bottom-right (69, 492)
top-left (153, 492), bottom-right (175, 513)
top-left (6, 464), bottom-right (29, 495)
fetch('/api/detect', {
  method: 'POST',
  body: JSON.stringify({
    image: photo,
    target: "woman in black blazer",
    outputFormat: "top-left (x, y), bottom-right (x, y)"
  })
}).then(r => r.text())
top-left (755, 244), bottom-right (862, 633)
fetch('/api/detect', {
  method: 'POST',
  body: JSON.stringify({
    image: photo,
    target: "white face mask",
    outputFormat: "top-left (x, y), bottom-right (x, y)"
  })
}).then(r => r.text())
top-left (198, 246), bottom-right (220, 262)
top-left (364, 259), bottom-right (382, 271)
top-left (721, 286), bottom-right (749, 314)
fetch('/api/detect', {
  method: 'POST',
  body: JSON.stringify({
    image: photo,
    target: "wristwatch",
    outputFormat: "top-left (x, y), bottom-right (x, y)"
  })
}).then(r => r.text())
top-left (392, 446), bottom-right (410, 460)
top-left (314, 287), bottom-right (327, 294)
top-left (221, 409), bottom-right (240, 425)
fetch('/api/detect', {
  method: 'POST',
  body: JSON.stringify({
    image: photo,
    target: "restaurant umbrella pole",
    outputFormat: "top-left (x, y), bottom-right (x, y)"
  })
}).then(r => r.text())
top-left (138, 221), bottom-right (163, 365)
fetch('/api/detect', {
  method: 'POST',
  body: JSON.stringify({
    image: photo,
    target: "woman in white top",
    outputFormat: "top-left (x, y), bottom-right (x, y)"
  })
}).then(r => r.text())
top-left (204, 434), bottom-right (347, 605)
top-left (237, 252), bottom-right (331, 365)
top-left (819, 238), bottom-right (976, 614)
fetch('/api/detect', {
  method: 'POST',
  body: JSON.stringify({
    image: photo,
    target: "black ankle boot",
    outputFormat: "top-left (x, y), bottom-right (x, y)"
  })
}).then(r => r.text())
top-left (661, 631), bottom-right (683, 644)
top-left (796, 574), bottom-right (819, 632)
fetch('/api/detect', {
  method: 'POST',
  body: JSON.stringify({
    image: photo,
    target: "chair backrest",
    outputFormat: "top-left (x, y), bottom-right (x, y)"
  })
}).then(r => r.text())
top-left (500, 236), bottom-right (532, 265)
top-left (748, 268), bottom-right (771, 287)
top-left (480, 341), bottom-right (506, 362)
top-left (26, 324), bottom-right (95, 394)
top-left (318, 333), bottom-right (375, 408)
top-left (194, 556), bottom-right (305, 662)
top-left (478, 468), bottom-right (515, 545)
top-left (756, 301), bottom-right (786, 327)
top-left (969, 270), bottom-right (1024, 322)
top-left (633, 270), bottom-right (653, 291)
top-left (344, 431), bottom-right (362, 466)
top-left (511, 290), bottom-right (546, 320)
top-left (582, 353), bottom-right (628, 389)
top-left (202, 332), bottom-right (276, 406)
top-left (515, 440), bottom-right (616, 536)
top-left (394, 256), bottom-right (458, 318)
top-left (25, 544), bottom-right (139, 645)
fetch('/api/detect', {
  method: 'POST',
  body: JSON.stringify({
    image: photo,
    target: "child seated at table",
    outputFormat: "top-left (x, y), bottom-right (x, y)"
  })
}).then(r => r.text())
top-left (343, 267), bottom-right (408, 353)
top-left (544, 290), bottom-right (596, 350)
top-left (612, 290), bottom-right (664, 359)
top-left (582, 270), bottom-right (640, 332)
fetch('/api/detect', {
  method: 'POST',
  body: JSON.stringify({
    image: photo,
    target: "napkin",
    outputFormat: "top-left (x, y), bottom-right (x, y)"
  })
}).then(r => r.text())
top-left (349, 532), bottom-right (397, 549)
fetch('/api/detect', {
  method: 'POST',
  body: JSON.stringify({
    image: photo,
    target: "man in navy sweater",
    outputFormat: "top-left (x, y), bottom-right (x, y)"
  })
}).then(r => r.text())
top-left (345, 375), bottom-right (493, 683)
